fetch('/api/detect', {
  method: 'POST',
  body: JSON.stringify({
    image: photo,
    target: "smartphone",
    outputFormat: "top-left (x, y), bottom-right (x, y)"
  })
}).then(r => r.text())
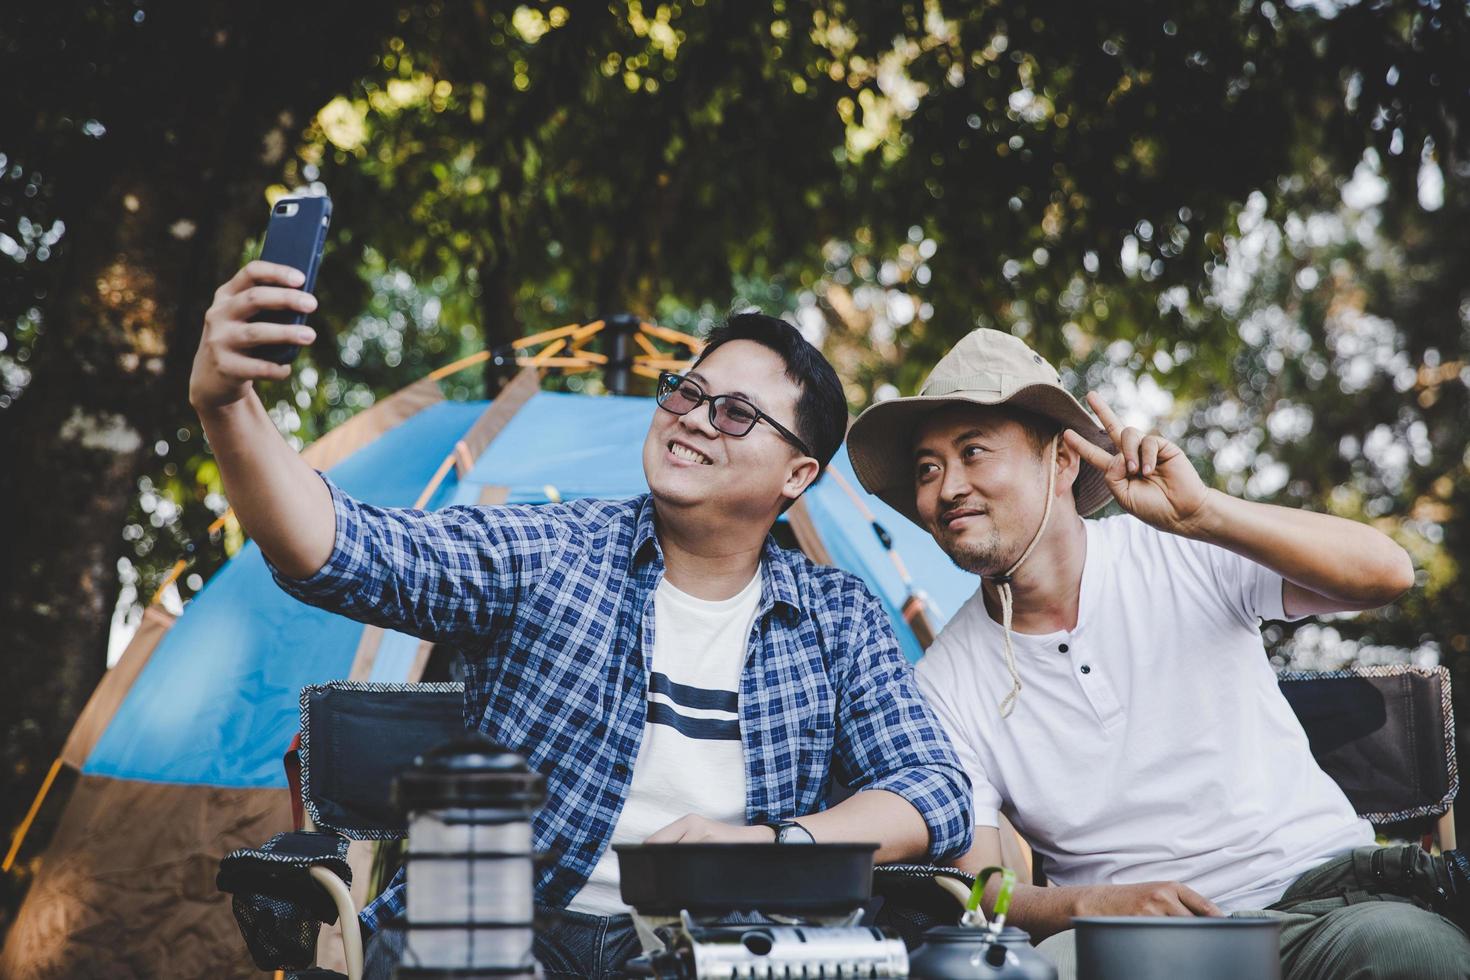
top-left (250, 193), bottom-right (332, 364)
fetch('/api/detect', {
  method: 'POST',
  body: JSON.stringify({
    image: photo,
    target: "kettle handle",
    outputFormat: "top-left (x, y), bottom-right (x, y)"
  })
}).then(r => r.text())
top-left (962, 865), bottom-right (1018, 933)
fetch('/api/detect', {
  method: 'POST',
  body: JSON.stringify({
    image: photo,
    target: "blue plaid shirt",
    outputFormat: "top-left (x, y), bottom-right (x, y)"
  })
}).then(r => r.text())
top-left (272, 477), bottom-right (971, 931)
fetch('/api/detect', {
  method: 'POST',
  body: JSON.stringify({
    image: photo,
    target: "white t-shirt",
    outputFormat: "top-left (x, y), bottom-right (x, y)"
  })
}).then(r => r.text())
top-left (567, 572), bottom-right (758, 915)
top-left (915, 515), bottom-right (1374, 912)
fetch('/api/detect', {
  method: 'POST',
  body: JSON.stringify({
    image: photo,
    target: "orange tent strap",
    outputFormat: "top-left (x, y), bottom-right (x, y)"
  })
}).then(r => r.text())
top-left (426, 349), bottom-right (493, 382)
top-left (632, 360), bottom-right (695, 375)
top-left (639, 322), bottom-right (704, 351)
top-left (516, 356), bottom-right (600, 368)
top-left (3, 757), bottom-right (63, 872)
top-left (453, 440), bottom-right (475, 477)
top-left (150, 559), bottom-right (188, 607)
top-left (633, 332), bottom-right (661, 357)
top-left (632, 356), bottom-right (697, 368)
top-left (527, 338), bottom-right (569, 366)
top-left (827, 467), bottom-right (878, 520)
top-left (412, 453), bottom-right (458, 510)
top-left (570, 321), bottom-right (606, 343)
top-left (510, 320), bottom-right (587, 351)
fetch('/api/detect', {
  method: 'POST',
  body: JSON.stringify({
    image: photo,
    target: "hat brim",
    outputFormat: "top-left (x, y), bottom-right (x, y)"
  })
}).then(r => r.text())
top-left (845, 383), bottom-right (1115, 528)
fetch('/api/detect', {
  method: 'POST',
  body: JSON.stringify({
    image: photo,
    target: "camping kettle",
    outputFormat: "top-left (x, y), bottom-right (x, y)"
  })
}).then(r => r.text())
top-left (909, 925), bottom-right (1057, 979)
top-left (909, 864), bottom-right (1057, 979)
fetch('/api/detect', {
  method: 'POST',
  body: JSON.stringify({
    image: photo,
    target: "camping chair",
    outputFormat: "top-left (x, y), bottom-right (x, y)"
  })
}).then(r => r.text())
top-left (1279, 664), bottom-right (1458, 850)
top-left (219, 681), bottom-right (468, 980)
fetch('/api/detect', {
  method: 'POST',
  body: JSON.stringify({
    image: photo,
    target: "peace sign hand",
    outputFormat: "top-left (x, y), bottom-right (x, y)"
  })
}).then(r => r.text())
top-left (1062, 392), bottom-right (1212, 536)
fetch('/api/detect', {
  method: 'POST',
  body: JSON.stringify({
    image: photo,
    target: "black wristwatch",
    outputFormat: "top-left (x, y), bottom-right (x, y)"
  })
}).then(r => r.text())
top-left (763, 819), bottom-right (815, 844)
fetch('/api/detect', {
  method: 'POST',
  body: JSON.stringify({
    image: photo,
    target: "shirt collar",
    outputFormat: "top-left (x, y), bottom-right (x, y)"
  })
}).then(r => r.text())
top-left (633, 495), bottom-right (803, 622)
top-left (759, 536), bottom-right (803, 622)
top-left (633, 494), bottom-right (662, 560)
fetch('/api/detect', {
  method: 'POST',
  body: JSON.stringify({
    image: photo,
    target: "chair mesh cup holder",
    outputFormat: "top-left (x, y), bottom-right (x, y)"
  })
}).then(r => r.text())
top-left (217, 830), bottom-right (354, 970)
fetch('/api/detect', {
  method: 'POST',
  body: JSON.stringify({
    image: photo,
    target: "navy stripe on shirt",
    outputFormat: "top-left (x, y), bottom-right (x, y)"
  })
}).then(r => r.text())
top-left (649, 671), bottom-right (739, 713)
top-left (647, 701), bottom-right (740, 741)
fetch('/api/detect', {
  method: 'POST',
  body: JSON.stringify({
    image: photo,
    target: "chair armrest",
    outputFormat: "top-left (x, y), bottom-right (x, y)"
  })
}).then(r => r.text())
top-left (309, 867), bottom-right (362, 980)
top-left (932, 874), bottom-right (974, 911)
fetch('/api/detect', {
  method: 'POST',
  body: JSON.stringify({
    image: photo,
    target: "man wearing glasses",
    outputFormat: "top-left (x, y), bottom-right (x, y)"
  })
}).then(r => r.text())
top-left (189, 261), bottom-right (971, 978)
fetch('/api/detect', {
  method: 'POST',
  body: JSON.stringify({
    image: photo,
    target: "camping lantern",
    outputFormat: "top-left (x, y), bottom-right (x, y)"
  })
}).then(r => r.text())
top-left (392, 734), bottom-right (545, 978)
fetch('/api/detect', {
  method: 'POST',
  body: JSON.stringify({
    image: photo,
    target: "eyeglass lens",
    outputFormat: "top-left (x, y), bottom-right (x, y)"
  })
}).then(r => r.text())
top-left (659, 375), bottom-right (759, 437)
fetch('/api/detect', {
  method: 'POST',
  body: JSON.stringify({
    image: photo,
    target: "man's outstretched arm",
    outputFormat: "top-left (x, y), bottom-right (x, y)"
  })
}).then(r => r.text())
top-left (1063, 391), bottom-right (1414, 618)
top-left (191, 261), bottom-right (562, 645)
top-left (952, 828), bottom-right (1222, 941)
top-left (190, 260), bottom-right (334, 579)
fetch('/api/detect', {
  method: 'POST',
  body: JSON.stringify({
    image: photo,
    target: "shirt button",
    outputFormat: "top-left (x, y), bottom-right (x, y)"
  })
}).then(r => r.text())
top-left (613, 763), bottom-right (629, 777)
top-left (1059, 643), bottom-right (1070, 654)
top-left (1080, 664), bottom-right (1091, 675)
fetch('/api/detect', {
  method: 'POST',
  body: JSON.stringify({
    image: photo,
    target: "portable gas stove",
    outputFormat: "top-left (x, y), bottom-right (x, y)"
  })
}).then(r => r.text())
top-left (613, 843), bottom-right (909, 979)
top-left (622, 907), bottom-right (909, 979)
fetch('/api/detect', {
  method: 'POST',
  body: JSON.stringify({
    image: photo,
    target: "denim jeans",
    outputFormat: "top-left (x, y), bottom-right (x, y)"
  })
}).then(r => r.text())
top-left (362, 905), bottom-right (641, 980)
top-left (532, 905), bottom-right (642, 978)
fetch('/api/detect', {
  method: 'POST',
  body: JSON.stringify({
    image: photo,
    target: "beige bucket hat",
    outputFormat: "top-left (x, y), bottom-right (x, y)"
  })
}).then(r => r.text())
top-left (847, 328), bottom-right (1115, 526)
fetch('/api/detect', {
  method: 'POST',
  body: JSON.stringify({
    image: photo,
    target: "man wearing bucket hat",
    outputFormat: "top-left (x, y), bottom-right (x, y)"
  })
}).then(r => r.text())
top-left (848, 328), bottom-right (1470, 978)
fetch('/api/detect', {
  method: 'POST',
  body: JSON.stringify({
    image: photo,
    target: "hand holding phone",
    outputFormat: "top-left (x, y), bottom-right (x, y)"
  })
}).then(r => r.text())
top-left (190, 261), bottom-right (316, 411)
top-left (248, 194), bottom-right (332, 364)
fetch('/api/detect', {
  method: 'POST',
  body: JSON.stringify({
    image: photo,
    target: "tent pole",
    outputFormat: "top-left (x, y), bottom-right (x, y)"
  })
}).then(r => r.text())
top-left (3, 757), bottom-right (63, 871)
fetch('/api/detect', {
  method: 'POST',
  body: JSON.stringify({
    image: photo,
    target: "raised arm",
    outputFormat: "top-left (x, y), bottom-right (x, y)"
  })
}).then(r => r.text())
top-left (1063, 392), bottom-right (1414, 618)
top-left (191, 262), bottom-right (563, 645)
top-left (189, 261), bottom-right (335, 579)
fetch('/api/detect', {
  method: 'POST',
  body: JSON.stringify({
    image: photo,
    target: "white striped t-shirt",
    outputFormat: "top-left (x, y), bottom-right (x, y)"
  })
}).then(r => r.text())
top-left (567, 572), bottom-right (758, 915)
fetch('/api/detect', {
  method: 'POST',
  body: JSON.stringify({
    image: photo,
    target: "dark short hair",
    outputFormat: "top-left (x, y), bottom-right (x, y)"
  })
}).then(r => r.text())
top-left (693, 312), bottom-right (847, 488)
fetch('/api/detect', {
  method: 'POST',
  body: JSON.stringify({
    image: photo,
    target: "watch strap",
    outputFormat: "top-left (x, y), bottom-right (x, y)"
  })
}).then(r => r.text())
top-left (763, 819), bottom-right (815, 844)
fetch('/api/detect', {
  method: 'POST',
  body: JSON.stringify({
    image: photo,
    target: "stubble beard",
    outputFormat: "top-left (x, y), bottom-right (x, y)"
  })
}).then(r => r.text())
top-left (938, 525), bottom-right (1009, 577)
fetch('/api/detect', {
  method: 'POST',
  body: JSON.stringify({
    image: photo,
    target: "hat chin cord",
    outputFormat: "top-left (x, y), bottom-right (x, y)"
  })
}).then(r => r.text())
top-left (988, 435), bottom-right (1059, 718)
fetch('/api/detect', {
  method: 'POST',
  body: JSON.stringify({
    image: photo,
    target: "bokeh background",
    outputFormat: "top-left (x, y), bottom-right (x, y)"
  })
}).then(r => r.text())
top-left (2, 0), bottom-right (1468, 941)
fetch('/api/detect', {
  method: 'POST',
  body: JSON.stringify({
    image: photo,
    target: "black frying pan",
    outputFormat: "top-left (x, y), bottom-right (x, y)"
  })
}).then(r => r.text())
top-left (614, 843), bottom-right (879, 915)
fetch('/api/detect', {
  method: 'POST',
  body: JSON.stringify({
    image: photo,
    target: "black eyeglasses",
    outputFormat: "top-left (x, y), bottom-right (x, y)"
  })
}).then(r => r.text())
top-left (656, 372), bottom-right (812, 458)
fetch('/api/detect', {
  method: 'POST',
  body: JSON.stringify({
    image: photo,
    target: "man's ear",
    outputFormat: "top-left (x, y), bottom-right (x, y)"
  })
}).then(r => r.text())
top-left (782, 455), bottom-right (822, 503)
top-left (1054, 435), bottom-right (1083, 498)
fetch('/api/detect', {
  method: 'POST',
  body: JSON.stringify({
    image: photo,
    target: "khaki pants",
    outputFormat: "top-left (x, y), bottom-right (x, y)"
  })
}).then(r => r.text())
top-left (1037, 845), bottom-right (1470, 979)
